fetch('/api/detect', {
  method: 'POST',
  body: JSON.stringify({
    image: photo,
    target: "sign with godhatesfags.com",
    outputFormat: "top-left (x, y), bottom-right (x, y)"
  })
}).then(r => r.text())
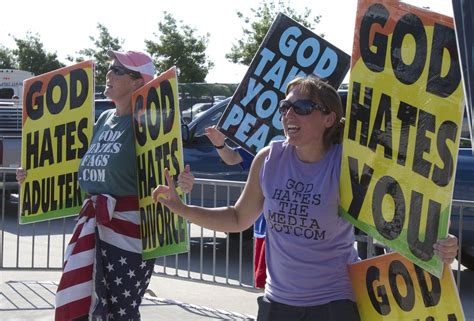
top-left (20, 61), bottom-right (94, 224)
top-left (339, 0), bottom-right (464, 278)
top-left (132, 66), bottom-right (189, 259)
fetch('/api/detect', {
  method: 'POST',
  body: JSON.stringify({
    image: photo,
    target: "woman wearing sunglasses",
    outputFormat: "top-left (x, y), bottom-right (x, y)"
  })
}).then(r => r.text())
top-left (17, 50), bottom-right (195, 321)
top-left (152, 75), bottom-right (458, 321)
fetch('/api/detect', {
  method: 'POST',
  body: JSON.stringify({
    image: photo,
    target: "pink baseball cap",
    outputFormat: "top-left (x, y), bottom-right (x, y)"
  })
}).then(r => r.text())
top-left (107, 50), bottom-right (155, 83)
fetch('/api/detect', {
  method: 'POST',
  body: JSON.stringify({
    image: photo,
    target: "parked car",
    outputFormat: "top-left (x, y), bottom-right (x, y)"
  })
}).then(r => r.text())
top-left (181, 91), bottom-right (349, 180)
top-left (181, 97), bottom-right (252, 238)
top-left (181, 90), bottom-right (351, 182)
top-left (213, 95), bottom-right (227, 102)
top-left (182, 98), bottom-right (247, 181)
top-left (182, 102), bottom-right (214, 123)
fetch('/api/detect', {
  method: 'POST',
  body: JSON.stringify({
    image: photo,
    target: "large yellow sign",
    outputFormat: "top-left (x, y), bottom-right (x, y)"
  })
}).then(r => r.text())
top-left (340, 0), bottom-right (464, 277)
top-left (132, 67), bottom-right (188, 259)
top-left (20, 61), bottom-right (94, 223)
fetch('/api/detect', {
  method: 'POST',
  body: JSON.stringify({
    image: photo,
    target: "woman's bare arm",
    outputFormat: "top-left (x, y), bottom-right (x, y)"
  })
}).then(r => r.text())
top-left (153, 147), bottom-right (269, 232)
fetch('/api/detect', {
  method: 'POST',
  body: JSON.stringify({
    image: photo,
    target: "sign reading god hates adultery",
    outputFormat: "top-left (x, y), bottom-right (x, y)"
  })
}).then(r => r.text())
top-left (349, 252), bottom-right (465, 321)
top-left (339, 0), bottom-right (464, 278)
top-left (217, 13), bottom-right (350, 155)
top-left (20, 61), bottom-right (94, 224)
top-left (132, 67), bottom-right (189, 259)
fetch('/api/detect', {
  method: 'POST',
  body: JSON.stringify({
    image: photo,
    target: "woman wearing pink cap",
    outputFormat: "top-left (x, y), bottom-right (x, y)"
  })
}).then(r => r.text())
top-left (17, 50), bottom-right (194, 321)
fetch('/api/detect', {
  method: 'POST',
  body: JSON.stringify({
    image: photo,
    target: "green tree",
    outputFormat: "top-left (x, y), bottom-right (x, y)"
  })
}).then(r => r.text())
top-left (226, 0), bottom-right (321, 66)
top-left (0, 45), bottom-right (17, 69)
top-left (13, 32), bottom-right (64, 75)
top-left (77, 23), bottom-right (123, 84)
top-left (145, 12), bottom-right (214, 82)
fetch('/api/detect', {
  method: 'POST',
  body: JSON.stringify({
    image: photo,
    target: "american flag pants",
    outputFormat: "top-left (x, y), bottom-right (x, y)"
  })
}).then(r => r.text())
top-left (55, 194), bottom-right (155, 321)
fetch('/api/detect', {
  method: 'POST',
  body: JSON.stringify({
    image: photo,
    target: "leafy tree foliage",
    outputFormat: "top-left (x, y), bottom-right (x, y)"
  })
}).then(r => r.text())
top-left (145, 12), bottom-right (214, 82)
top-left (77, 23), bottom-right (123, 84)
top-left (13, 32), bottom-right (64, 75)
top-left (0, 45), bottom-right (17, 69)
top-left (226, 0), bottom-right (321, 66)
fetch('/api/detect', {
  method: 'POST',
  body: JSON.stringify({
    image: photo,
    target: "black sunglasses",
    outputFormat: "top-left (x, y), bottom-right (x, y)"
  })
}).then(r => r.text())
top-left (108, 65), bottom-right (142, 79)
top-left (278, 99), bottom-right (330, 116)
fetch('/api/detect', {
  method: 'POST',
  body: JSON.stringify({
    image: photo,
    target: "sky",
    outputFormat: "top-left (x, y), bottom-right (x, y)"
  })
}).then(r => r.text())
top-left (0, 0), bottom-right (454, 83)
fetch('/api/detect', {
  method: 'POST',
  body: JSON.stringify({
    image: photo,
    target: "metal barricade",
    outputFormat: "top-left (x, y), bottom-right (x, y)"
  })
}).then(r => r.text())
top-left (1, 169), bottom-right (472, 294)
top-left (154, 178), bottom-right (253, 287)
top-left (0, 173), bottom-right (254, 287)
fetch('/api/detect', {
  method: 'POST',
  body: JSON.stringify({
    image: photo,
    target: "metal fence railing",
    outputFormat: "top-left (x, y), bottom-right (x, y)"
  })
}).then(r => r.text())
top-left (0, 173), bottom-right (254, 288)
top-left (1, 169), bottom-right (472, 294)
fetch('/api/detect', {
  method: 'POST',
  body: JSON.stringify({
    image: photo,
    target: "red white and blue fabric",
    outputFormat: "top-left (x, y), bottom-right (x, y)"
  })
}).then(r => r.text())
top-left (55, 194), bottom-right (155, 321)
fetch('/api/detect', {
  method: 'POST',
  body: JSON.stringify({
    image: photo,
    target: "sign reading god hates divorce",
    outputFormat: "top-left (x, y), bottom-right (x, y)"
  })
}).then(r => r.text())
top-left (452, 0), bottom-right (474, 146)
top-left (349, 252), bottom-right (465, 321)
top-left (339, 0), bottom-right (464, 278)
top-left (217, 13), bottom-right (350, 155)
top-left (132, 67), bottom-right (188, 259)
top-left (20, 61), bottom-right (94, 224)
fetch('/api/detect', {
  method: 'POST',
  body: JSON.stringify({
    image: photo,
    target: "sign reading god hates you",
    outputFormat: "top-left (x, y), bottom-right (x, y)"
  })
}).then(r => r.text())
top-left (20, 61), bottom-right (94, 224)
top-left (132, 67), bottom-right (189, 259)
top-left (349, 252), bottom-right (465, 321)
top-left (339, 0), bottom-right (464, 278)
top-left (217, 13), bottom-right (350, 155)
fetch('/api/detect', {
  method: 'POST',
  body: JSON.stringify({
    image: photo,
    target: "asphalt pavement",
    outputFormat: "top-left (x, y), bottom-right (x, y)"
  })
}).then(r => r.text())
top-left (2, 266), bottom-right (474, 321)
top-left (0, 269), bottom-right (262, 321)
top-left (1, 198), bottom-right (473, 320)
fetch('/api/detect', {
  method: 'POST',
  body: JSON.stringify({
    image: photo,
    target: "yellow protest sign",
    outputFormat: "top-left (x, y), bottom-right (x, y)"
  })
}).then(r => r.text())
top-left (349, 252), bottom-right (465, 320)
top-left (132, 67), bottom-right (188, 259)
top-left (20, 61), bottom-right (94, 223)
top-left (339, 0), bottom-right (464, 277)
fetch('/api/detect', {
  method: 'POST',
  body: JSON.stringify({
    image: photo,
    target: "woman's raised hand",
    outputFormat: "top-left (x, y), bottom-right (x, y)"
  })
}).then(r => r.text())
top-left (16, 168), bottom-right (27, 184)
top-left (152, 168), bottom-right (186, 214)
top-left (177, 164), bottom-right (194, 193)
top-left (204, 126), bottom-right (225, 146)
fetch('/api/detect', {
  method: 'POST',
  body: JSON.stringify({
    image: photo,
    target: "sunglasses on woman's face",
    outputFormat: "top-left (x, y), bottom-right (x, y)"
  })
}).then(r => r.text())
top-left (278, 99), bottom-right (330, 116)
top-left (108, 65), bottom-right (142, 79)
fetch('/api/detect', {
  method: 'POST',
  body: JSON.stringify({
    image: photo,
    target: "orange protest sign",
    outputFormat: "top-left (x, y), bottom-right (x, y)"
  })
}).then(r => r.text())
top-left (349, 252), bottom-right (465, 320)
